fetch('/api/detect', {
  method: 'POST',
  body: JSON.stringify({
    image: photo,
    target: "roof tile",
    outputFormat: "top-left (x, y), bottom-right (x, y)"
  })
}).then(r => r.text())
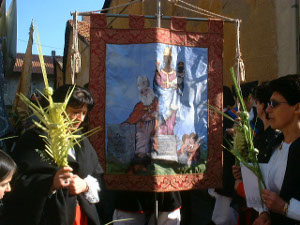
top-left (69, 20), bottom-right (90, 42)
top-left (13, 53), bottom-right (55, 75)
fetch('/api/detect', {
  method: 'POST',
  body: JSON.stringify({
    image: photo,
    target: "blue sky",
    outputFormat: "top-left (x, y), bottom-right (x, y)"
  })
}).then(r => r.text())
top-left (7, 0), bottom-right (105, 56)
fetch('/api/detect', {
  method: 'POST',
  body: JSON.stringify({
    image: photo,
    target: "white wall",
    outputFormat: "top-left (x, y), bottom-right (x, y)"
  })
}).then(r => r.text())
top-left (4, 73), bottom-right (55, 106)
top-left (275, 0), bottom-right (299, 76)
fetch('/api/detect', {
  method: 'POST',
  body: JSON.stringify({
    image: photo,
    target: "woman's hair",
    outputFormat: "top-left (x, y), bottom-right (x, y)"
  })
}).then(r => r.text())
top-left (52, 85), bottom-right (94, 111)
top-left (269, 74), bottom-right (300, 105)
top-left (254, 81), bottom-right (272, 110)
top-left (0, 150), bottom-right (16, 182)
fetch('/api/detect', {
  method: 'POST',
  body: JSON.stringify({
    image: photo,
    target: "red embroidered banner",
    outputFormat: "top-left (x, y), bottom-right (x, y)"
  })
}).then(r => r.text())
top-left (89, 13), bottom-right (224, 192)
top-left (171, 17), bottom-right (187, 31)
top-left (129, 15), bottom-right (145, 29)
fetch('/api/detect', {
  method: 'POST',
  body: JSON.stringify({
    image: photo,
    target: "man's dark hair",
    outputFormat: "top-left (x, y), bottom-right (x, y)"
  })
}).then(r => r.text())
top-left (233, 81), bottom-right (258, 99)
top-left (269, 74), bottom-right (300, 105)
top-left (52, 84), bottom-right (94, 111)
top-left (223, 86), bottom-right (235, 108)
top-left (254, 81), bottom-right (272, 110)
top-left (0, 150), bottom-right (16, 182)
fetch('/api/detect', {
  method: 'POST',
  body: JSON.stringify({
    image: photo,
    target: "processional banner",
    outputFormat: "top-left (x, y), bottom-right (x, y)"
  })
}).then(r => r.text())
top-left (89, 14), bottom-right (223, 192)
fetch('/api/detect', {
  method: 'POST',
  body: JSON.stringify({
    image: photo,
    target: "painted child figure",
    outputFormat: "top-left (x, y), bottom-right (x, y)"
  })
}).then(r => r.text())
top-left (178, 132), bottom-right (200, 166)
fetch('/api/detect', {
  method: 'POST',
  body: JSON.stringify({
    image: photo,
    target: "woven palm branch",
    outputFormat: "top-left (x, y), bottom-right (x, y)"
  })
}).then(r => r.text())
top-left (18, 23), bottom-right (100, 168)
top-left (229, 68), bottom-right (264, 184)
top-left (209, 68), bottom-right (266, 206)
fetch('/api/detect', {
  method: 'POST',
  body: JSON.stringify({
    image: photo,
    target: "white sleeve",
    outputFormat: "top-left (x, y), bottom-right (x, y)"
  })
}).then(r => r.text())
top-left (286, 198), bottom-right (300, 221)
top-left (254, 205), bottom-right (269, 214)
top-left (83, 175), bottom-right (101, 204)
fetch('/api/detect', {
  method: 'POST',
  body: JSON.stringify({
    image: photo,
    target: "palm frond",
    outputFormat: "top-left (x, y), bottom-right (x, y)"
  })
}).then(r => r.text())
top-left (18, 23), bottom-right (101, 168)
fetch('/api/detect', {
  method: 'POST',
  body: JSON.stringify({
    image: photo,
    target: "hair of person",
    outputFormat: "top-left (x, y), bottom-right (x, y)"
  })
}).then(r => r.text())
top-left (0, 150), bottom-right (16, 182)
top-left (189, 132), bottom-right (198, 141)
top-left (269, 74), bottom-right (300, 105)
top-left (254, 81), bottom-right (272, 110)
top-left (182, 133), bottom-right (198, 142)
top-left (223, 86), bottom-right (235, 108)
top-left (233, 81), bottom-right (258, 99)
top-left (52, 84), bottom-right (94, 111)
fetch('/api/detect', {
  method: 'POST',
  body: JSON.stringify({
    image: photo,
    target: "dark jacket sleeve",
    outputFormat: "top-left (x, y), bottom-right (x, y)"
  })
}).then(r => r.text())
top-left (5, 128), bottom-right (68, 225)
top-left (6, 129), bottom-right (102, 225)
top-left (270, 137), bottom-right (300, 225)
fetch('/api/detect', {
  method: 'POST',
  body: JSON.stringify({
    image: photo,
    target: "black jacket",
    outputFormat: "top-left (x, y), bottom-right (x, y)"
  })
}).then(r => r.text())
top-left (269, 136), bottom-right (300, 225)
top-left (5, 127), bottom-right (103, 225)
top-left (255, 126), bottom-right (280, 163)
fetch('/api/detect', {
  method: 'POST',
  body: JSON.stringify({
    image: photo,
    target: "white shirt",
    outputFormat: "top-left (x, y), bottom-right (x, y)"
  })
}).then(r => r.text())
top-left (265, 142), bottom-right (290, 194)
top-left (260, 142), bottom-right (300, 221)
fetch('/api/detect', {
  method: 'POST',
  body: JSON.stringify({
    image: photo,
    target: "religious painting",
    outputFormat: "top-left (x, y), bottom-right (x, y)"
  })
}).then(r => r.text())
top-left (89, 14), bottom-right (223, 192)
top-left (105, 43), bottom-right (208, 176)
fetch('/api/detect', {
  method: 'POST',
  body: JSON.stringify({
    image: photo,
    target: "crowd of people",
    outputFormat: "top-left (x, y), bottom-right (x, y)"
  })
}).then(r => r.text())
top-left (209, 74), bottom-right (300, 225)
top-left (0, 73), bottom-right (299, 225)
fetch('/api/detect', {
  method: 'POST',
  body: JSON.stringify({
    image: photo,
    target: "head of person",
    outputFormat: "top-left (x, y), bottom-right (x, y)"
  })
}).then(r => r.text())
top-left (52, 84), bottom-right (94, 131)
top-left (0, 150), bottom-right (17, 199)
top-left (163, 47), bottom-right (172, 66)
top-left (30, 92), bottom-right (48, 108)
top-left (137, 75), bottom-right (155, 106)
top-left (223, 86), bottom-right (235, 109)
top-left (182, 133), bottom-right (198, 146)
top-left (254, 81), bottom-right (272, 120)
top-left (266, 74), bottom-right (300, 131)
top-left (237, 81), bottom-right (258, 112)
top-left (177, 61), bottom-right (184, 74)
top-left (139, 87), bottom-right (155, 106)
top-left (30, 93), bottom-right (42, 105)
top-left (232, 81), bottom-right (258, 112)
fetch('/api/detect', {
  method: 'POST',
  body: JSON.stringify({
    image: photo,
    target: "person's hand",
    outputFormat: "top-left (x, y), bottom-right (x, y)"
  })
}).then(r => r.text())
top-left (232, 165), bottom-right (242, 180)
top-left (253, 211), bottom-right (271, 225)
top-left (68, 174), bottom-right (88, 195)
top-left (225, 128), bottom-right (235, 136)
top-left (51, 167), bottom-right (73, 191)
top-left (262, 189), bottom-right (286, 214)
top-left (234, 179), bottom-right (242, 191)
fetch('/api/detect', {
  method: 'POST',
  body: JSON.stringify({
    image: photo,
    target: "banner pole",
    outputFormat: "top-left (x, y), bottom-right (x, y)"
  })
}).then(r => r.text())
top-left (154, 192), bottom-right (158, 225)
top-left (157, 0), bottom-right (161, 28)
top-left (155, 1), bottom-right (161, 222)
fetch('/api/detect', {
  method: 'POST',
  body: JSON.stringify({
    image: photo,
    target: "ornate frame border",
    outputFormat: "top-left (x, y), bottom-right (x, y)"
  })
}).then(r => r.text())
top-left (89, 14), bottom-right (223, 192)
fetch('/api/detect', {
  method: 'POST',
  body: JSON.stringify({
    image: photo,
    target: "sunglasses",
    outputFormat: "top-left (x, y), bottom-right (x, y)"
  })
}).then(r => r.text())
top-left (268, 100), bottom-right (289, 108)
